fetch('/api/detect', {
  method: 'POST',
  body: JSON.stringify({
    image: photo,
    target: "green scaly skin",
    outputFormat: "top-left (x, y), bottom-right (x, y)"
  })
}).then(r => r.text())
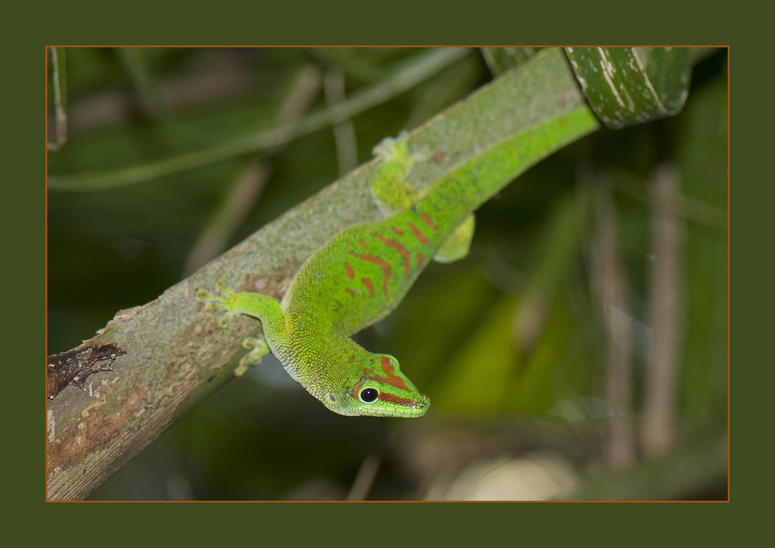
top-left (197, 109), bottom-right (597, 417)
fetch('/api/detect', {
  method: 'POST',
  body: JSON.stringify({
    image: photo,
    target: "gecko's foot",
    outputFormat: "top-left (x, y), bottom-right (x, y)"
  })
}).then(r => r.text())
top-left (234, 336), bottom-right (271, 377)
top-left (196, 282), bottom-right (235, 304)
top-left (373, 131), bottom-right (434, 166)
top-left (372, 131), bottom-right (411, 163)
top-left (196, 283), bottom-right (240, 326)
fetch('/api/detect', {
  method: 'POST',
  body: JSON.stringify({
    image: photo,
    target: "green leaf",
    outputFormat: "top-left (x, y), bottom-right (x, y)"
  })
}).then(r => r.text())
top-left (565, 47), bottom-right (691, 129)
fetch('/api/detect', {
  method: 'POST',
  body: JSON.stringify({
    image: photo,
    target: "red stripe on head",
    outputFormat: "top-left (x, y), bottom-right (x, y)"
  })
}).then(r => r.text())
top-left (359, 239), bottom-right (368, 248)
top-left (344, 262), bottom-right (355, 279)
top-left (406, 223), bottom-right (429, 246)
top-left (378, 356), bottom-right (409, 390)
top-left (372, 233), bottom-right (410, 277)
top-left (377, 392), bottom-right (418, 408)
top-left (391, 227), bottom-right (405, 236)
top-left (351, 373), bottom-right (416, 410)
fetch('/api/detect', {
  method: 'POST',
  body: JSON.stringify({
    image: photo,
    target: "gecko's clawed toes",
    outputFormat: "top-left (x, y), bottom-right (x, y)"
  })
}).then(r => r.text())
top-left (214, 282), bottom-right (236, 296)
top-left (198, 284), bottom-right (240, 316)
top-left (196, 288), bottom-right (214, 302)
top-left (372, 132), bottom-right (409, 161)
top-left (234, 340), bottom-right (270, 377)
top-left (242, 337), bottom-right (263, 350)
top-left (217, 311), bottom-right (239, 327)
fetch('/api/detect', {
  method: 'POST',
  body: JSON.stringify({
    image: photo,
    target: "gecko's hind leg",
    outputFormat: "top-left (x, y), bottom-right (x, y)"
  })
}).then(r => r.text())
top-left (433, 214), bottom-right (475, 263)
top-left (371, 134), bottom-right (476, 264)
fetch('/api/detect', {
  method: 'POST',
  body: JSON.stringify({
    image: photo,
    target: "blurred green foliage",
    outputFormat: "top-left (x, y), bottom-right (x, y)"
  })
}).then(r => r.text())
top-left (47, 47), bottom-right (727, 500)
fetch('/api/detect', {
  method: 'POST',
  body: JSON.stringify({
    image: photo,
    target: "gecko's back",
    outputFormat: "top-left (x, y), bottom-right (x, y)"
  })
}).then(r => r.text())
top-left (281, 176), bottom-right (473, 338)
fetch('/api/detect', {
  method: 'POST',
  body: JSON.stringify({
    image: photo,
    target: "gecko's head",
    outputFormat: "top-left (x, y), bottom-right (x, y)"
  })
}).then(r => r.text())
top-left (326, 353), bottom-right (430, 418)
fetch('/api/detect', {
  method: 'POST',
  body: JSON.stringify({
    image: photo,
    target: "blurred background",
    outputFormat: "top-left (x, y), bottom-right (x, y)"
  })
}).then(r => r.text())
top-left (47, 47), bottom-right (727, 501)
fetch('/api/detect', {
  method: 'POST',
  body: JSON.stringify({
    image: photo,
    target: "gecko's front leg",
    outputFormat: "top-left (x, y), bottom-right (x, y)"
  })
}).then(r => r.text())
top-left (197, 283), bottom-right (285, 376)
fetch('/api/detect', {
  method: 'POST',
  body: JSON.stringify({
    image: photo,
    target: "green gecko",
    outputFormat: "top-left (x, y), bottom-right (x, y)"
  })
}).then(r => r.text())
top-left (198, 110), bottom-right (596, 418)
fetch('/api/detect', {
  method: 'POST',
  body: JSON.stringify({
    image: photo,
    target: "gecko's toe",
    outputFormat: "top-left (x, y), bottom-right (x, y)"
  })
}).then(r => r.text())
top-left (214, 282), bottom-right (236, 296)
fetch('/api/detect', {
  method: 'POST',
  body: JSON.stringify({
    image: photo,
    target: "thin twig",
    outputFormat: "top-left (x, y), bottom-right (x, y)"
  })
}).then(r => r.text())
top-left (346, 453), bottom-right (382, 500)
top-left (592, 179), bottom-right (635, 470)
top-left (324, 70), bottom-right (359, 176)
top-left (642, 164), bottom-right (683, 459)
top-left (47, 47), bottom-right (68, 151)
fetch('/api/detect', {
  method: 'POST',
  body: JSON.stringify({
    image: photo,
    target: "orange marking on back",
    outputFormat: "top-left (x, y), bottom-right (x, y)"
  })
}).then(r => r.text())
top-left (373, 233), bottom-right (410, 277)
top-left (416, 252), bottom-right (424, 268)
top-left (362, 277), bottom-right (375, 297)
top-left (344, 262), bottom-right (355, 279)
top-left (359, 239), bottom-right (368, 248)
top-left (391, 227), bottom-right (405, 236)
top-left (353, 253), bottom-right (391, 295)
top-left (420, 212), bottom-right (438, 230)
top-left (406, 222), bottom-right (429, 246)
top-left (345, 288), bottom-right (355, 297)
top-left (348, 356), bottom-right (355, 363)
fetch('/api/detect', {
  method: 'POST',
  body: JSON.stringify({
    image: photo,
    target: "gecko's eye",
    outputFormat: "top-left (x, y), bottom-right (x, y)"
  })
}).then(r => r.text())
top-left (359, 388), bottom-right (379, 403)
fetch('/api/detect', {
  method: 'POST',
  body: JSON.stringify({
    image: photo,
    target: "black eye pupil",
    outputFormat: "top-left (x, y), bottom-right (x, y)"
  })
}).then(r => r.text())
top-left (360, 388), bottom-right (378, 403)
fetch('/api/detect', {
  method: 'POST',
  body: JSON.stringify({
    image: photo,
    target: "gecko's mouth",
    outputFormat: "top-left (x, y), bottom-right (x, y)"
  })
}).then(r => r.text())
top-left (368, 394), bottom-right (430, 418)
